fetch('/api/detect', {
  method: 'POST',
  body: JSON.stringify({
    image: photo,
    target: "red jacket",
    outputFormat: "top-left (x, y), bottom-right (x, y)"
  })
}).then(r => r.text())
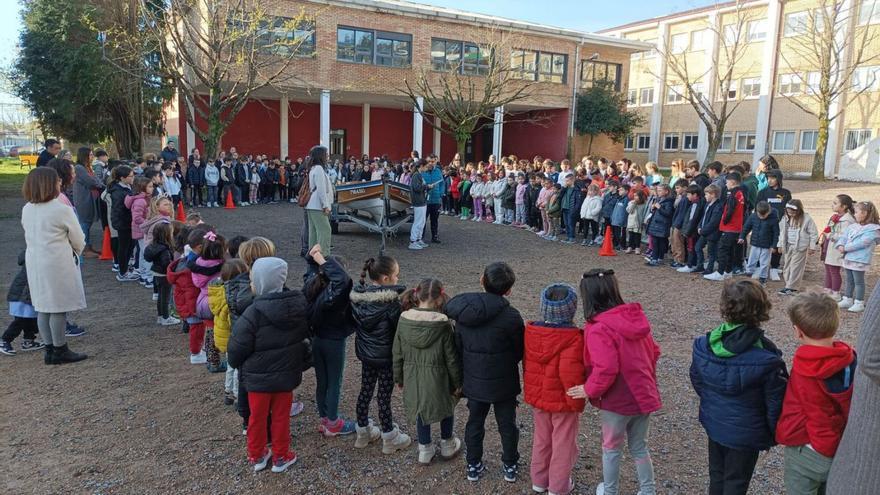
top-left (776, 341), bottom-right (856, 458)
top-left (167, 258), bottom-right (198, 319)
top-left (450, 176), bottom-right (461, 199)
top-left (720, 187), bottom-right (746, 233)
top-left (523, 322), bottom-right (586, 413)
top-left (584, 303), bottom-right (662, 416)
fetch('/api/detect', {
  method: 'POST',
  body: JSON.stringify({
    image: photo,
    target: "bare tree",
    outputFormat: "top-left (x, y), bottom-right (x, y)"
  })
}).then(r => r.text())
top-left (140, 0), bottom-right (312, 159)
top-left (777, 0), bottom-right (880, 180)
top-left (652, 1), bottom-right (756, 164)
top-left (399, 30), bottom-right (547, 158)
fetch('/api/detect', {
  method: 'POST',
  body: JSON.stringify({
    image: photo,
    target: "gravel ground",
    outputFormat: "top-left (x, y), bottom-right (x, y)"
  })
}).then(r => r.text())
top-left (0, 179), bottom-right (877, 495)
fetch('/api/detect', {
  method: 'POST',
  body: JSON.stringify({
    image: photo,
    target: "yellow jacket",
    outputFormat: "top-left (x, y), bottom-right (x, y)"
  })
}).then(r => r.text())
top-left (208, 280), bottom-right (231, 353)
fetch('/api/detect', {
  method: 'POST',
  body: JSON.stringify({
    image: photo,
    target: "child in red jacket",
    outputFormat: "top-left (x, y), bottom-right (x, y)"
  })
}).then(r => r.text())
top-left (776, 292), bottom-right (856, 494)
top-left (568, 269), bottom-right (661, 495)
top-left (524, 284), bottom-right (585, 495)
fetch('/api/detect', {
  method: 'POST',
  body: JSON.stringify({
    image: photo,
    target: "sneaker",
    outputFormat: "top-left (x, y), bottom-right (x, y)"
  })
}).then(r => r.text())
top-left (467, 462), bottom-right (486, 482)
top-left (152, 293), bottom-right (158, 301)
top-left (848, 300), bottom-right (866, 313)
top-left (289, 401), bottom-right (304, 417)
top-left (408, 242), bottom-right (423, 250)
top-left (676, 265), bottom-right (694, 273)
top-left (778, 288), bottom-right (796, 295)
top-left (670, 262), bottom-right (684, 268)
top-left (838, 297), bottom-right (854, 309)
top-left (536, 231), bottom-right (545, 236)
top-left (418, 443), bottom-right (436, 464)
top-left (143, 280), bottom-right (154, 289)
top-left (0, 341), bottom-right (15, 355)
top-left (224, 392), bottom-right (235, 406)
top-left (732, 268), bottom-right (745, 276)
top-left (703, 271), bottom-right (725, 281)
top-left (158, 316), bottom-right (181, 326)
top-left (65, 324), bottom-right (87, 337)
top-left (322, 418), bottom-right (357, 437)
top-left (645, 259), bottom-right (660, 267)
top-left (20, 339), bottom-right (45, 352)
top-left (502, 462), bottom-right (519, 483)
top-left (249, 451), bottom-right (272, 472)
top-left (417, 240), bottom-right (429, 248)
top-left (117, 271), bottom-right (140, 282)
top-left (271, 452), bottom-right (298, 473)
top-left (770, 268), bottom-right (782, 281)
top-left (440, 437), bottom-right (462, 459)
top-left (381, 425), bottom-right (412, 454)
top-left (190, 351), bottom-right (207, 364)
top-left (581, 240), bottom-right (590, 246)
top-left (596, 482), bottom-right (606, 495)
top-left (354, 421), bottom-right (381, 448)
top-left (111, 263), bottom-right (119, 273)
top-left (532, 485), bottom-right (547, 494)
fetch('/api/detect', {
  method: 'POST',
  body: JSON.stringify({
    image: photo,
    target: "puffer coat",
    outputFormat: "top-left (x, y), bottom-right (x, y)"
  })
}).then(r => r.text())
top-left (167, 257), bottom-right (198, 319)
top-left (351, 283), bottom-right (406, 368)
top-left (225, 272), bottom-right (254, 332)
top-left (523, 321), bottom-right (586, 413)
top-left (208, 280), bottom-right (231, 352)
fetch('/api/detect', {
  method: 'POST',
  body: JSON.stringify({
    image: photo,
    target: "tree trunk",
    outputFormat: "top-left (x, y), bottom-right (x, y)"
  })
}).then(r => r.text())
top-left (812, 114), bottom-right (830, 181)
top-left (456, 138), bottom-right (466, 160)
top-left (587, 134), bottom-right (594, 154)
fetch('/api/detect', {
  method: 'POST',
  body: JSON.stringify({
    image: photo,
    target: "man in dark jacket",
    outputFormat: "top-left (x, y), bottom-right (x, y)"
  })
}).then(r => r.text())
top-left (695, 184), bottom-right (724, 274)
top-left (409, 160), bottom-right (429, 250)
top-left (160, 140), bottom-right (180, 163)
top-left (109, 171), bottom-right (138, 281)
top-left (234, 158), bottom-right (250, 205)
top-left (227, 257), bottom-right (310, 473)
top-left (445, 262), bottom-right (524, 483)
top-left (36, 138), bottom-right (61, 167)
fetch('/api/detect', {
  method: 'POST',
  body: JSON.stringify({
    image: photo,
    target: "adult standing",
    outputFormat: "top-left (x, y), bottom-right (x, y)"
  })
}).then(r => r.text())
top-left (160, 139), bottom-right (180, 163)
top-left (36, 138), bottom-right (61, 167)
top-left (20, 167), bottom-right (88, 364)
top-left (408, 159), bottom-right (429, 250)
top-left (422, 156), bottom-right (445, 243)
top-left (827, 281), bottom-right (880, 494)
top-left (305, 146), bottom-right (334, 254)
top-left (73, 147), bottom-right (104, 257)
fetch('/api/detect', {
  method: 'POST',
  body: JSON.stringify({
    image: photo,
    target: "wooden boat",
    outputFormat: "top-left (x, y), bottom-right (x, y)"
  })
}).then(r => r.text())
top-left (334, 177), bottom-right (412, 253)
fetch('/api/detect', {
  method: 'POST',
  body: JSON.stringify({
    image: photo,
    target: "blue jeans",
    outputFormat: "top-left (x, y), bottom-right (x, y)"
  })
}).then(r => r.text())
top-left (313, 337), bottom-right (347, 421)
top-left (79, 220), bottom-right (93, 247)
top-left (417, 414), bottom-right (454, 444)
top-left (206, 185), bottom-right (217, 204)
top-left (563, 209), bottom-right (575, 239)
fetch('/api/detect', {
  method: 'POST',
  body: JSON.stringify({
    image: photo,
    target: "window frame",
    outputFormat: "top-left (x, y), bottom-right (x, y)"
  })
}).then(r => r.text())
top-left (690, 29), bottom-right (708, 51)
top-left (670, 32), bottom-right (689, 54)
top-left (778, 73), bottom-right (802, 96)
top-left (741, 77), bottom-right (761, 98)
top-left (805, 71), bottom-right (821, 94)
top-left (859, 0), bottom-right (880, 25)
top-left (721, 80), bottom-right (738, 101)
top-left (511, 49), bottom-right (567, 84)
top-left (735, 131), bottom-right (757, 153)
top-left (663, 133), bottom-right (681, 151)
top-left (771, 130), bottom-right (796, 154)
top-left (683, 133), bottom-right (699, 151)
top-left (256, 18), bottom-right (316, 58)
top-left (581, 60), bottom-right (622, 91)
top-left (852, 65), bottom-right (880, 92)
top-left (784, 11), bottom-right (810, 37)
top-left (747, 19), bottom-right (768, 42)
top-left (844, 128), bottom-right (873, 151)
top-left (718, 133), bottom-right (733, 152)
top-left (799, 130), bottom-right (819, 153)
top-left (666, 85), bottom-right (684, 104)
top-left (624, 135), bottom-right (635, 151)
top-left (636, 134), bottom-right (651, 151)
top-left (642, 38), bottom-right (658, 58)
top-left (337, 26), bottom-right (413, 68)
top-left (627, 89), bottom-right (638, 106)
top-left (639, 87), bottom-right (655, 106)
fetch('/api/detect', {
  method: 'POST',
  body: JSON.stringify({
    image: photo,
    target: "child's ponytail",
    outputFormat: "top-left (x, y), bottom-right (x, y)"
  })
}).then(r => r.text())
top-left (360, 255), bottom-right (397, 285)
top-left (360, 258), bottom-right (376, 285)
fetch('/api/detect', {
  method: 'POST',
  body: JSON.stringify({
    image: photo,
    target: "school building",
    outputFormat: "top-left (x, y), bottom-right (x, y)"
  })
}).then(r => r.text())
top-left (163, 0), bottom-right (647, 164)
top-left (598, 0), bottom-right (880, 180)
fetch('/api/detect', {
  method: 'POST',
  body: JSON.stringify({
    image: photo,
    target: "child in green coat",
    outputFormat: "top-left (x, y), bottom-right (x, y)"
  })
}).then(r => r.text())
top-left (393, 278), bottom-right (463, 464)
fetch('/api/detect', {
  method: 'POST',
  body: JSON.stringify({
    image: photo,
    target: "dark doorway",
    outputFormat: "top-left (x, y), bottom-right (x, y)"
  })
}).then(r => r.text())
top-left (329, 129), bottom-right (346, 162)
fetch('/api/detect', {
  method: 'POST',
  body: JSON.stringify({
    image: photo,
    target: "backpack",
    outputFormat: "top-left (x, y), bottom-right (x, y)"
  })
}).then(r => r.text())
top-left (297, 168), bottom-right (312, 207)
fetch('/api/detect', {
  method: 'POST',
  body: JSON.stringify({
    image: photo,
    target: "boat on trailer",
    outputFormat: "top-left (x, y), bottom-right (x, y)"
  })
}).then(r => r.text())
top-left (333, 178), bottom-right (412, 253)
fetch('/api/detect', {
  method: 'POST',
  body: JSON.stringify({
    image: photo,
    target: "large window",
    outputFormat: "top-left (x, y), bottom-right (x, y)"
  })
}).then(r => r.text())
top-left (627, 89), bottom-right (638, 106)
top-left (736, 132), bottom-right (757, 152)
top-left (511, 50), bottom-right (567, 83)
top-left (637, 134), bottom-right (651, 151)
top-left (778, 73), bottom-right (802, 95)
top-left (784, 11), bottom-right (810, 36)
top-left (640, 87), bottom-right (654, 105)
top-left (723, 80), bottom-right (738, 100)
top-left (852, 66), bottom-right (880, 92)
top-left (718, 133), bottom-right (733, 152)
top-left (642, 38), bottom-right (657, 58)
top-left (748, 20), bottom-right (768, 41)
top-left (663, 133), bottom-right (680, 151)
top-left (337, 27), bottom-right (411, 67)
top-left (624, 135), bottom-right (635, 150)
top-left (683, 133), bottom-right (699, 151)
top-left (742, 77), bottom-right (761, 98)
top-left (771, 131), bottom-right (796, 153)
top-left (257, 18), bottom-right (315, 57)
top-left (845, 129), bottom-right (873, 151)
top-left (800, 130), bottom-right (819, 153)
top-left (860, 0), bottom-right (880, 25)
top-left (670, 33), bottom-right (689, 54)
top-left (581, 61), bottom-right (622, 90)
top-left (667, 85), bottom-right (684, 103)
top-left (690, 29), bottom-right (708, 51)
top-left (806, 72), bottom-right (821, 94)
top-left (431, 38), bottom-right (490, 75)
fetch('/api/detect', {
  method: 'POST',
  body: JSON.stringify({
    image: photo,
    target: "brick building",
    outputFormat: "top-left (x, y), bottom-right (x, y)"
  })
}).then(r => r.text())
top-left (164, 0), bottom-right (645, 163)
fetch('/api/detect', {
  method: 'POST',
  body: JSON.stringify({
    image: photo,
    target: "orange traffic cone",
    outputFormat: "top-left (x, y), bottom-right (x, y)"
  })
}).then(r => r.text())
top-left (175, 201), bottom-right (186, 222)
top-left (99, 227), bottom-right (114, 260)
top-left (599, 225), bottom-right (616, 257)
top-left (224, 190), bottom-right (236, 209)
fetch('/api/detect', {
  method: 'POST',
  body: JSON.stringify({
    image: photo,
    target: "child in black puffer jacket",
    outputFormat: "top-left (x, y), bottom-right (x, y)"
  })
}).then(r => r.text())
top-left (350, 255), bottom-right (411, 454)
top-left (1, 250), bottom-right (44, 356)
top-left (144, 223), bottom-right (177, 326)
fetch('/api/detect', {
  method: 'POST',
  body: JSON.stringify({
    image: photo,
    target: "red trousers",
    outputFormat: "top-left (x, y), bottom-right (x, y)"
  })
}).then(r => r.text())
top-left (247, 391), bottom-right (293, 460)
top-left (189, 321), bottom-right (206, 355)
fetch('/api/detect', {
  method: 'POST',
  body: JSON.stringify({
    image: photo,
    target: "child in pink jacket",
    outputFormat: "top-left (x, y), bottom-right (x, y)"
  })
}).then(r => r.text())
top-left (567, 268), bottom-right (661, 495)
top-left (125, 177), bottom-right (155, 286)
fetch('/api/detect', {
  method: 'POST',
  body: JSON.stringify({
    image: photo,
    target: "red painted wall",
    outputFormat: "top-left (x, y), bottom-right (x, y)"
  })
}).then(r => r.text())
top-left (289, 102), bottom-right (320, 160)
top-left (502, 109), bottom-right (569, 161)
top-left (369, 107), bottom-right (413, 160)
top-left (329, 104), bottom-right (363, 159)
top-left (221, 99), bottom-right (281, 157)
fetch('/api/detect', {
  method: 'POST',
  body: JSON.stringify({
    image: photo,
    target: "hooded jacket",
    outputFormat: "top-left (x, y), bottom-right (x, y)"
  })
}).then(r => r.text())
top-left (720, 185), bottom-right (746, 233)
top-left (409, 170), bottom-right (427, 207)
top-left (740, 210), bottom-right (780, 249)
top-left (778, 213), bottom-right (819, 252)
top-left (524, 322), bottom-right (586, 413)
top-left (583, 303), bottom-right (662, 416)
top-left (580, 195), bottom-right (603, 221)
top-left (422, 166), bottom-right (445, 204)
top-left (7, 250), bottom-right (31, 305)
top-left (776, 342), bottom-right (856, 457)
top-left (680, 196), bottom-right (705, 238)
top-left (124, 193), bottom-right (149, 240)
top-left (699, 199), bottom-right (724, 241)
top-left (167, 258), bottom-right (198, 319)
top-left (392, 308), bottom-right (462, 425)
top-left (208, 280), bottom-right (231, 352)
top-left (109, 182), bottom-right (133, 232)
top-left (646, 196), bottom-right (674, 238)
top-left (610, 194), bottom-right (630, 227)
top-left (302, 256), bottom-right (355, 341)
top-left (143, 241), bottom-right (173, 277)
top-left (141, 214), bottom-right (170, 246)
top-left (626, 201), bottom-right (647, 234)
top-left (835, 223), bottom-right (880, 266)
top-left (225, 272), bottom-right (253, 332)
top-left (227, 289), bottom-right (311, 393)
top-left (446, 292), bottom-right (524, 403)
top-left (690, 323), bottom-right (789, 451)
top-left (756, 182), bottom-right (791, 221)
top-left (351, 283), bottom-right (406, 368)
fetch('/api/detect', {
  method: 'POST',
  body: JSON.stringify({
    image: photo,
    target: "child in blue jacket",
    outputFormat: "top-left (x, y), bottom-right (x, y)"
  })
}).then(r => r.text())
top-left (610, 184), bottom-right (630, 250)
top-left (645, 184), bottom-right (674, 266)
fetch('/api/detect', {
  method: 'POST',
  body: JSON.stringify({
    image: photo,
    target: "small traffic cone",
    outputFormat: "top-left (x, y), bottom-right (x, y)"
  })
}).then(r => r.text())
top-left (599, 225), bottom-right (616, 257)
top-left (224, 190), bottom-right (236, 209)
top-left (175, 201), bottom-right (186, 222)
top-left (99, 227), bottom-right (114, 260)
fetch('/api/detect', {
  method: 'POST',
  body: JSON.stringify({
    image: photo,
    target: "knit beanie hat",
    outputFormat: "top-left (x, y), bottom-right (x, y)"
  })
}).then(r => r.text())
top-left (541, 283), bottom-right (578, 325)
top-left (251, 257), bottom-right (287, 296)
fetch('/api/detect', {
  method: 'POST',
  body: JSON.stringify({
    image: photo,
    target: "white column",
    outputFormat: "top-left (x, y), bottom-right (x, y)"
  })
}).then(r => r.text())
top-left (697, 14), bottom-right (719, 163)
top-left (412, 96), bottom-right (424, 157)
top-left (649, 22), bottom-right (669, 162)
top-left (319, 90), bottom-right (330, 148)
top-left (185, 96), bottom-right (196, 154)
top-left (433, 116), bottom-right (442, 157)
top-left (825, 0), bottom-right (854, 178)
top-left (492, 106), bottom-right (504, 157)
top-left (279, 96), bottom-right (289, 159)
top-left (752, 0), bottom-right (783, 164)
top-left (362, 103), bottom-right (370, 157)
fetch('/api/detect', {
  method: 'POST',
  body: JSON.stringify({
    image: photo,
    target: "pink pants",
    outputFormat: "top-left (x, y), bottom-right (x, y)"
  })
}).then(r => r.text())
top-left (824, 263), bottom-right (842, 291)
top-left (530, 409), bottom-right (579, 494)
top-left (473, 198), bottom-right (483, 219)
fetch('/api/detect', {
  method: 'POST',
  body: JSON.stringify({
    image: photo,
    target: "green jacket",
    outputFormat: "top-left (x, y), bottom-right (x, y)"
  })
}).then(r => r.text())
top-left (742, 175), bottom-right (759, 210)
top-left (392, 308), bottom-right (462, 425)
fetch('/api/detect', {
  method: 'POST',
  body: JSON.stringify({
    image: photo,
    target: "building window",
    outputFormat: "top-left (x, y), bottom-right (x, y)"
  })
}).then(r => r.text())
top-left (723, 24), bottom-right (738, 46)
top-left (510, 49), bottom-right (537, 81)
top-left (667, 85), bottom-right (684, 103)
top-left (624, 135), bottom-right (635, 150)
top-left (742, 77), bottom-right (761, 98)
top-left (690, 82), bottom-right (705, 101)
top-left (375, 32), bottom-right (412, 67)
top-left (462, 43), bottom-right (491, 75)
top-left (806, 72), bottom-right (821, 94)
top-left (663, 133), bottom-right (680, 151)
top-left (683, 133), bottom-right (699, 151)
top-left (511, 50), bottom-right (566, 83)
top-left (640, 87), bottom-right (654, 105)
top-left (432, 39), bottom-right (460, 72)
top-left (845, 129), bottom-right (873, 151)
top-left (690, 29), bottom-right (708, 51)
top-left (784, 11), bottom-right (810, 37)
top-left (852, 66), bottom-right (880, 92)
top-left (771, 131), bottom-right (796, 153)
top-left (637, 134), bottom-right (651, 151)
top-left (337, 27), bottom-right (412, 67)
top-left (800, 130), bottom-right (819, 153)
top-left (581, 61), bottom-right (622, 90)
top-left (337, 27), bottom-right (374, 64)
top-left (859, 0), bottom-right (880, 25)
top-left (642, 38), bottom-right (657, 58)
top-left (627, 89), bottom-right (638, 106)
top-left (718, 133), bottom-right (733, 152)
top-left (257, 18), bottom-right (316, 57)
top-left (736, 132), bottom-right (757, 152)
top-left (778, 74), bottom-right (802, 95)
top-left (748, 20), bottom-right (768, 41)
top-left (670, 33), bottom-right (689, 54)
top-left (723, 80), bottom-right (738, 100)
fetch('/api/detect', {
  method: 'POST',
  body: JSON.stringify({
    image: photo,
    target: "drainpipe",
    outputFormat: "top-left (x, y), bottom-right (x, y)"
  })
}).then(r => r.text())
top-left (569, 43), bottom-right (581, 159)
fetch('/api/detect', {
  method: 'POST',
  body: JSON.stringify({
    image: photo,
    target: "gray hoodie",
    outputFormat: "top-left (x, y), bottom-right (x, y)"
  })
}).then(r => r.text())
top-left (251, 257), bottom-right (287, 296)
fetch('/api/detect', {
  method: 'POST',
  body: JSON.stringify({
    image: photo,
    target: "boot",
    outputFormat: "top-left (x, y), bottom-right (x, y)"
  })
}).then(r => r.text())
top-left (381, 425), bottom-right (412, 454)
top-left (44, 344), bottom-right (57, 365)
top-left (838, 297), bottom-right (854, 309)
top-left (418, 443), bottom-right (435, 464)
top-left (848, 300), bottom-right (865, 313)
top-left (354, 421), bottom-right (380, 449)
top-left (440, 437), bottom-right (462, 459)
top-left (53, 344), bottom-right (88, 364)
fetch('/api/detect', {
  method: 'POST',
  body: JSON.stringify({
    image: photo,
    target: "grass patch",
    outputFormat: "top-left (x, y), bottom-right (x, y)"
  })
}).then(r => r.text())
top-left (0, 158), bottom-right (30, 195)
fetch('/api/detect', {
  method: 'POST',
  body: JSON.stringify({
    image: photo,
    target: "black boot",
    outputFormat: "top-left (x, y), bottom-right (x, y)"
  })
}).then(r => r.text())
top-left (44, 344), bottom-right (57, 365)
top-left (53, 344), bottom-right (87, 364)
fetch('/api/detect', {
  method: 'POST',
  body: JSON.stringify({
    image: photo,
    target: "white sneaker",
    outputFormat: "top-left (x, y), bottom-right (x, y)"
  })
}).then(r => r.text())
top-left (354, 421), bottom-right (381, 448)
top-left (596, 482), bottom-right (606, 495)
top-left (676, 266), bottom-right (693, 273)
top-left (417, 240), bottom-right (429, 248)
top-left (838, 297), bottom-right (854, 309)
top-left (381, 425), bottom-right (412, 454)
top-left (190, 351), bottom-right (207, 364)
top-left (440, 437), bottom-right (462, 458)
top-left (408, 242), bottom-right (423, 250)
top-left (770, 268), bottom-right (781, 281)
top-left (703, 271), bottom-right (724, 281)
top-left (848, 300), bottom-right (865, 313)
top-left (152, 293), bottom-right (159, 301)
top-left (159, 316), bottom-right (181, 326)
top-left (418, 443), bottom-right (435, 464)
top-left (532, 485), bottom-right (547, 494)
top-left (289, 401), bottom-right (304, 417)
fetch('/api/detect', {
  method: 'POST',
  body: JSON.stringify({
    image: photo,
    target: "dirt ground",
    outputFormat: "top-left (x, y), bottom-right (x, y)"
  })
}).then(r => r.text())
top-left (1, 179), bottom-right (878, 495)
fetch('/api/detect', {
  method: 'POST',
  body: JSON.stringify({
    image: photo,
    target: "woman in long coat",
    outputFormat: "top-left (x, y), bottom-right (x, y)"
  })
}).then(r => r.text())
top-left (73, 146), bottom-right (104, 257)
top-left (21, 167), bottom-right (88, 364)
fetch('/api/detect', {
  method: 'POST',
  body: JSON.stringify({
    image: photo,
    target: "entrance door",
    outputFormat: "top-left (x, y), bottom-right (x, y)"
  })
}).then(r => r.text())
top-left (329, 129), bottom-right (346, 162)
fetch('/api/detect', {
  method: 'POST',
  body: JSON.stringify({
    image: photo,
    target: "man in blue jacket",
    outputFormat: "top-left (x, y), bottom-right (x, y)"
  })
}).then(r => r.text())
top-left (420, 155), bottom-right (446, 243)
